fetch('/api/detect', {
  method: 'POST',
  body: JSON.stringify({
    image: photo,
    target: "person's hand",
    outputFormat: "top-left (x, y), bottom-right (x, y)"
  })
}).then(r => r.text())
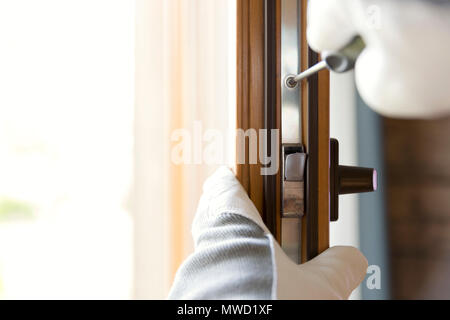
top-left (307, 0), bottom-right (450, 118)
top-left (169, 167), bottom-right (368, 300)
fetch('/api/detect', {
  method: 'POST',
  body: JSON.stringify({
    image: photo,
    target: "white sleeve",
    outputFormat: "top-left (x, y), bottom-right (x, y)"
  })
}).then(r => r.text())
top-left (168, 167), bottom-right (276, 299)
top-left (168, 213), bottom-right (275, 300)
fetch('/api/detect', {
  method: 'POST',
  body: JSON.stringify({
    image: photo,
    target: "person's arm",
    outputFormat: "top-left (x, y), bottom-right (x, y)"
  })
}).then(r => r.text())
top-left (169, 167), bottom-right (367, 300)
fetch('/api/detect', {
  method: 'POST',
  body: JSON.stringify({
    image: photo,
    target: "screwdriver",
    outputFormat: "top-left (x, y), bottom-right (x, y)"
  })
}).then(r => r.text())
top-left (286, 36), bottom-right (365, 87)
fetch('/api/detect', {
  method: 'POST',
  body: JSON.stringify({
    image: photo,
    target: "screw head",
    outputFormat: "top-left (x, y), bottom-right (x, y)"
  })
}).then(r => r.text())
top-left (285, 75), bottom-right (298, 89)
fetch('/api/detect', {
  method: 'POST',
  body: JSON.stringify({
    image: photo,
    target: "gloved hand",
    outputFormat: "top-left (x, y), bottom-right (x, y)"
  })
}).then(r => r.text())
top-left (168, 167), bottom-right (368, 300)
top-left (307, 0), bottom-right (450, 118)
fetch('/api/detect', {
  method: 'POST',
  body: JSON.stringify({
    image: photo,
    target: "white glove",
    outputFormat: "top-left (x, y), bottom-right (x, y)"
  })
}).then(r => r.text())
top-left (307, 0), bottom-right (450, 118)
top-left (169, 167), bottom-right (368, 300)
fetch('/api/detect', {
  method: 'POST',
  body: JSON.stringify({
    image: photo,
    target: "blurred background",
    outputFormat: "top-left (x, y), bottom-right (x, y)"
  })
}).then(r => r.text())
top-left (0, 0), bottom-right (134, 299)
top-left (0, 0), bottom-right (449, 300)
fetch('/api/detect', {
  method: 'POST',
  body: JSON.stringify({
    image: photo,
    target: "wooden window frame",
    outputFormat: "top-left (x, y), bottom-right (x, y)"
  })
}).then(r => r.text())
top-left (236, 0), bottom-right (330, 262)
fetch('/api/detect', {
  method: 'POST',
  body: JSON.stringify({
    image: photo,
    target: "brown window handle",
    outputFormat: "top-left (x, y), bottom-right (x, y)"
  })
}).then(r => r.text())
top-left (330, 138), bottom-right (377, 222)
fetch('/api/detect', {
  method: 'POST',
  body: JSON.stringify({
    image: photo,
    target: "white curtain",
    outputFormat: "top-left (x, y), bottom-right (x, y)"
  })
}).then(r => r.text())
top-left (134, 0), bottom-right (236, 299)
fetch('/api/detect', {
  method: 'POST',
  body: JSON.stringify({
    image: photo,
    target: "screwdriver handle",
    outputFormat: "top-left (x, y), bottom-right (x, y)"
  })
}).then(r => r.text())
top-left (322, 36), bottom-right (366, 73)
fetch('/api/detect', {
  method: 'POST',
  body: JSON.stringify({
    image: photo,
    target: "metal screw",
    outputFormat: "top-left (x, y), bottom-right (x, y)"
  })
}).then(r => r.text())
top-left (285, 75), bottom-right (298, 89)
